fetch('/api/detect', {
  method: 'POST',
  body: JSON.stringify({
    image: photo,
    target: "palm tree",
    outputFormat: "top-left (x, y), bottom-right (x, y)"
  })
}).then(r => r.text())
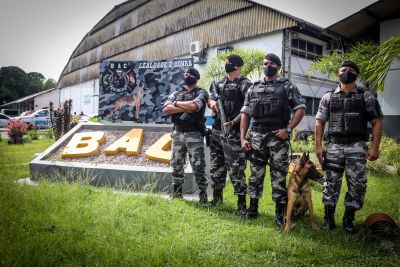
top-left (198, 48), bottom-right (265, 89)
top-left (308, 35), bottom-right (400, 92)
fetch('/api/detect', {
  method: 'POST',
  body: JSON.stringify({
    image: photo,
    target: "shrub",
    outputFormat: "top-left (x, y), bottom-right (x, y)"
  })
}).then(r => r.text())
top-left (6, 119), bottom-right (28, 144)
top-left (49, 100), bottom-right (72, 141)
top-left (368, 135), bottom-right (400, 176)
top-left (69, 115), bottom-right (81, 129)
top-left (46, 128), bottom-right (53, 139)
top-left (291, 135), bottom-right (319, 153)
top-left (27, 129), bottom-right (39, 140)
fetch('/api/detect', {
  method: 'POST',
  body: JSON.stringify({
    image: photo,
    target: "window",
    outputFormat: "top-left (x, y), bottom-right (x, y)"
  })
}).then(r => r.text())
top-left (292, 39), bottom-right (323, 60)
top-left (36, 110), bottom-right (48, 117)
top-left (304, 97), bottom-right (321, 115)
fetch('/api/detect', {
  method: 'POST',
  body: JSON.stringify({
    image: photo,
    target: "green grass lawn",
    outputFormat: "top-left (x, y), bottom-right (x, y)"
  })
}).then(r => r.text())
top-left (0, 138), bottom-right (399, 266)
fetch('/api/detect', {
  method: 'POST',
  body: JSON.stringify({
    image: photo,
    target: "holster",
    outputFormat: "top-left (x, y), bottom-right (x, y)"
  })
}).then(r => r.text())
top-left (204, 128), bottom-right (211, 147)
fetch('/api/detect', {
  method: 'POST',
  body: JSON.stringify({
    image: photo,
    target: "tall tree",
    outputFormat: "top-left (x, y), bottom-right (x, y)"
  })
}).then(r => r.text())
top-left (42, 78), bottom-right (57, 91)
top-left (27, 72), bottom-right (45, 94)
top-left (0, 66), bottom-right (29, 104)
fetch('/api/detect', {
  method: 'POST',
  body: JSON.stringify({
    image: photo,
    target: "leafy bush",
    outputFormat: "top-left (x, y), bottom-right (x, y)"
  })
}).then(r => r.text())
top-left (88, 116), bottom-right (100, 122)
top-left (6, 119), bottom-right (28, 144)
top-left (291, 135), bottom-right (318, 153)
top-left (49, 100), bottom-right (72, 141)
top-left (69, 115), bottom-right (81, 129)
top-left (368, 136), bottom-right (400, 175)
top-left (27, 129), bottom-right (39, 140)
top-left (46, 128), bottom-right (53, 139)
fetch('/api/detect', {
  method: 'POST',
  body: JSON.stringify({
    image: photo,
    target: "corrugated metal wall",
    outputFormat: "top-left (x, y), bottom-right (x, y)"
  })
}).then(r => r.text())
top-left (58, 0), bottom-right (297, 88)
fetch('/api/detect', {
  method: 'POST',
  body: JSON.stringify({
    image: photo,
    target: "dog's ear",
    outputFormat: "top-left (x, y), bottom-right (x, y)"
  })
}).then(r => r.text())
top-left (306, 151), bottom-right (310, 159)
top-left (300, 152), bottom-right (307, 167)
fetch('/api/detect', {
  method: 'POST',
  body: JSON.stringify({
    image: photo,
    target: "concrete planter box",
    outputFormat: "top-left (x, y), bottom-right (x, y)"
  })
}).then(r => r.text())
top-left (30, 122), bottom-right (210, 193)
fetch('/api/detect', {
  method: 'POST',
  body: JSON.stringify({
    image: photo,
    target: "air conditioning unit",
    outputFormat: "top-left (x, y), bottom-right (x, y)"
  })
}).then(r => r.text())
top-left (190, 41), bottom-right (204, 55)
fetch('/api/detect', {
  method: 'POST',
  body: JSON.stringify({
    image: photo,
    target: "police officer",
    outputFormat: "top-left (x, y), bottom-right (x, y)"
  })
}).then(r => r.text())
top-left (207, 54), bottom-right (252, 216)
top-left (315, 61), bottom-right (383, 234)
top-left (163, 67), bottom-right (209, 205)
top-left (240, 53), bottom-right (306, 226)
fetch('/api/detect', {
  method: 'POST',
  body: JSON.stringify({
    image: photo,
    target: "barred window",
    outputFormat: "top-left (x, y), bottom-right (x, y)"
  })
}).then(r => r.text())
top-left (292, 39), bottom-right (323, 60)
top-left (304, 97), bottom-right (321, 115)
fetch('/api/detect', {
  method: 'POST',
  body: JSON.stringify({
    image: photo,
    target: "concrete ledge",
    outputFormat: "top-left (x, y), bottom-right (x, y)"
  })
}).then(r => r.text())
top-left (30, 122), bottom-right (203, 193)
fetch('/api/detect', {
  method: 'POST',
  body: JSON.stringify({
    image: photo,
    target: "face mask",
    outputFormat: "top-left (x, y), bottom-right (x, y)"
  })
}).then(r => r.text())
top-left (339, 71), bottom-right (357, 84)
top-left (264, 65), bottom-right (278, 77)
top-left (225, 64), bottom-right (236, 73)
top-left (184, 76), bottom-right (197, 85)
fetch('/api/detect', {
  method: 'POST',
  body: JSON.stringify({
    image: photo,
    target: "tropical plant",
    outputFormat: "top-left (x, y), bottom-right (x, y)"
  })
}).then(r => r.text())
top-left (308, 35), bottom-right (400, 92)
top-left (27, 129), bottom-right (39, 140)
top-left (198, 48), bottom-right (265, 89)
top-left (49, 100), bottom-right (72, 141)
top-left (6, 119), bottom-right (28, 144)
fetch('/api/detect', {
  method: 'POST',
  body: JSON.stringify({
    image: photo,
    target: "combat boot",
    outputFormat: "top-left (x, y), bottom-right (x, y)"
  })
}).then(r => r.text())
top-left (199, 189), bottom-right (208, 206)
top-left (275, 203), bottom-right (285, 228)
top-left (170, 184), bottom-right (183, 199)
top-left (210, 188), bottom-right (223, 206)
top-left (236, 194), bottom-right (247, 217)
top-left (245, 198), bottom-right (259, 219)
top-left (343, 207), bottom-right (357, 234)
top-left (323, 205), bottom-right (336, 230)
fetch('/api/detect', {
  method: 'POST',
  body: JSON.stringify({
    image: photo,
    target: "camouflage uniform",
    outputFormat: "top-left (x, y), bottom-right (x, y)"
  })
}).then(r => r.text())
top-left (316, 86), bottom-right (383, 210)
top-left (209, 77), bottom-right (252, 195)
top-left (164, 85), bottom-right (209, 193)
top-left (241, 77), bottom-right (305, 203)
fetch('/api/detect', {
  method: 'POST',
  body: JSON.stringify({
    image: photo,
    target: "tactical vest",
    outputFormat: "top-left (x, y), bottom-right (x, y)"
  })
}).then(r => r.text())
top-left (328, 87), bottom-right (368, 139)
top-left (212, 77), bottom-right (246, 120)
top-left (249, 78), bottom-right (291, 128)
top-left (171, 86), bottom-right (205, 126)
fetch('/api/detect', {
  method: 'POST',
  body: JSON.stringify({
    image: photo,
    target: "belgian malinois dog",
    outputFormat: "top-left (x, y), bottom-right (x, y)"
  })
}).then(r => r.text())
top-left (284, 152), bottom-right (322, 233)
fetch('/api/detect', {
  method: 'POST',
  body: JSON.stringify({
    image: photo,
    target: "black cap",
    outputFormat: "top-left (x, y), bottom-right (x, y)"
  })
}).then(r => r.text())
top-left (340, 60), bottom-right (360, 74)
top-left (186, 67), bottom-right (200, 79)
top-left (265, 53), bottom-right (281, 66)
top-left (226, 54), bottom-right (244, 67)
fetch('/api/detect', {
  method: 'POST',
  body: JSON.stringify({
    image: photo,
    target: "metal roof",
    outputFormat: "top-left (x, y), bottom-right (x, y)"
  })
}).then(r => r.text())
top-left (327, 0), bottom-right (400, 40)
top-left (0, 88), bottom-right (56, 107)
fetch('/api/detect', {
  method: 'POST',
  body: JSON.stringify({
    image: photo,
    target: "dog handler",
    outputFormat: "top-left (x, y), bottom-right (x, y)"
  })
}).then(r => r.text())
top-left (240, 53), bottom-right (306, 226)
top-left (315, 61), bottom-right (383, 234)
top-left (207, 54), bottom-right (252, 216)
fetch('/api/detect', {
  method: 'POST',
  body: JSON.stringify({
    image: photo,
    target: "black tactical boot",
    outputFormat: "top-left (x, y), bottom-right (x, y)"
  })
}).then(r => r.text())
top-left (323, 205), bottom-right (336, 230)
top-left (236, 195), bottom-right (247, 217)
top-left (245, 198), bottom-right (259, 219)
top-left (210, 188), bottom-right (223, 206)
top-left (275, 203), bottom-right (285, 228)
top-left (170, 184), bottom-right (183, 199)
top-left (343, 207), bottom-right (357, 234)
top-left (199, 190), bottom-right (208, 206)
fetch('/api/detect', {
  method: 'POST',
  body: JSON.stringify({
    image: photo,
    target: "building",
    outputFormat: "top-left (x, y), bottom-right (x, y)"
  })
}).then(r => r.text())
top-left (56, 0), bottom-right (343, 130)
top-left (327, 0), bottom-right (400, 138)
top-left (0, 88), bottom-right (59, 115)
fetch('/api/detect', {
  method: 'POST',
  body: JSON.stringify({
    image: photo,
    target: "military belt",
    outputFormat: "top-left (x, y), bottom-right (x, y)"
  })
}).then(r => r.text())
top-left (252, 124), bottom-right (283, 133)
top-left (329, 136), bottom-right (366, 144)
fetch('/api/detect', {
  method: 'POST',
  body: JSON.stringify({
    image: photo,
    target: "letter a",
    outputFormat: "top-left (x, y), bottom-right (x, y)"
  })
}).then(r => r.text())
top-left (104, 128), bottom-right (143, 156)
